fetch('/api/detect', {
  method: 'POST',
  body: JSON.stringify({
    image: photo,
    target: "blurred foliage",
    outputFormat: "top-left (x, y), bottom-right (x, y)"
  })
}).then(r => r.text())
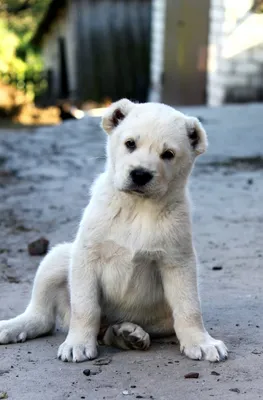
top-left (0, 0), bottom-right (51, 97)
top-left (252, 0), bottom-right (263, 13)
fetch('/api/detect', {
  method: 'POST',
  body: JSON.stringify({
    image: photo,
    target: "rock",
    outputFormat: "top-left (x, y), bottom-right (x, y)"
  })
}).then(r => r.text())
top-left (93, 357), bottom-right (112, 366)
top-left (122, 390), bottom-right (130, 395)
top-left (212, 266), bottom-right (223, 271)
top-left (247, 178), bottom-right (253, 185)
top-left (229, 388), bottom-right (240, 393)
top-left (28, 237), bottom-right (49, 256)
top-left (83, 369), bottom-right (91, 376)
top-left (0, 370), bottom-right (9, 376)
top-left (184, 372), bottom-right (199, 379)
top-left (252, 349), bottom-right (262, 355)
top-left (5, 275), bottom-right (20, 284)
top-left (211, 371), bottom-right (220, 376)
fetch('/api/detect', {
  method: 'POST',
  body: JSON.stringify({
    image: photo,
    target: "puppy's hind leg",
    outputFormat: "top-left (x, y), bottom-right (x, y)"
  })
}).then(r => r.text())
top-left (0, 243), bottom-right (71, 344)
top-left (103, 322), bottom-right (151, 351)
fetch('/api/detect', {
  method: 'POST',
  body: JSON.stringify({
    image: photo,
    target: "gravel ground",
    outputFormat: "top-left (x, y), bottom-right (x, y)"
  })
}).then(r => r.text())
top-left (0, 103), bottom-right (263, 400)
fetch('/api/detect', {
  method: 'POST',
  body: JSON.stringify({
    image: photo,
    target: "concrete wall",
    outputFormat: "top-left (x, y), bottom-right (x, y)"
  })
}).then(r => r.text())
top-left (41, 0), bottom-right (77, 100)
top-left (148, 0), bottom-right (166, 102)
top-left (151, 0), bottom-right (263, 106)
top-left (207, 0), bottom-right (263, 105)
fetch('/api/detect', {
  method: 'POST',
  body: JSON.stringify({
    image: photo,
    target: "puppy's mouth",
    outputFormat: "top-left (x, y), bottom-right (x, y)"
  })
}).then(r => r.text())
top-left (124, 188), bottom-right (145, 195)
top-left (122, 185), bottom-right (147, 195)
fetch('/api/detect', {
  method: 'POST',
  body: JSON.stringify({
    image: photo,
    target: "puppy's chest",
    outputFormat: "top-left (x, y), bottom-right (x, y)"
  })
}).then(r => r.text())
top-left (98, 240), bottom-right (164, 306)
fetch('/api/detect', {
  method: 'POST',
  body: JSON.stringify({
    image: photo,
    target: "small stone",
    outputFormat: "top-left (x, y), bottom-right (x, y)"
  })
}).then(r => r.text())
top-left (130, 385), bottom-right (136, 388)
top-left (83, 369), bottom-right (90, 376)
top-left (252, 349), bottom-right (261, 355)
top-left (229, 388), bottom-right (240, 393)
top-left (5, 275), bottom-right (20, 284)
top-left (90, 368), bottom-right (102, 376)
top-left (93, 357), bottom-right (112, 366)
top-left (0, 370), bottom-right (9, 376)
top-left (136, 396), bottom-right (144, 399)
top-left (247, 178), bottom-right (253, 185)
top-left (122, 390), bottom-right (130, 395)
top-left (28, 237), bottom-right (49, 256)
top-left (212, 266), bottom-right (222, 271)
top-left (211, 371), bottom-right (220, 376)
top-left (0, 393), bottom-right (8, 399)
top-left (184, 372), bottom-right (199, 379)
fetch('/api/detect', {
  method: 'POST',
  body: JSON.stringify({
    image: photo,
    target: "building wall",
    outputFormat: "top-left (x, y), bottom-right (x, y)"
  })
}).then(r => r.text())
top-left (41, 0), bottom-right (77, 100)
top-left (148, 0), bottom-right (166, 102)
top-left (151, 0), bottom-right (263, 106)
top-left (149, 0), bottom-right (210, 106)
top-left (207, 0), bottom-right (263, 106)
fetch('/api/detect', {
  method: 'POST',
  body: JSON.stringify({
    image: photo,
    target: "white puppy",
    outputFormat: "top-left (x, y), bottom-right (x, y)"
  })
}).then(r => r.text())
top-left (0, 99), bottom-right (227, 363)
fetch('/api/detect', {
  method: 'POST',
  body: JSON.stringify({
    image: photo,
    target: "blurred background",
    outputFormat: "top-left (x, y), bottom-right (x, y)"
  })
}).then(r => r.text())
top-left (0, 0), bottom-right (263, 126)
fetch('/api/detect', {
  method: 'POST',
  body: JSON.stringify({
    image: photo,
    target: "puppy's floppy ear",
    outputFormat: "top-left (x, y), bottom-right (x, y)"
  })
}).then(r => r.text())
top-left (186, 117), bottom-right (208, 155)
top-left (101, 98), bottom-right (135, 134)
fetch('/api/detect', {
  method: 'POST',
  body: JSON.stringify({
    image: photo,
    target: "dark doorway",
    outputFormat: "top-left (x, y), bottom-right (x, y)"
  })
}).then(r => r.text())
top-left (58, 37), bottom-right (69, 98)
top-left (75, 0), bottom-right (151, 103)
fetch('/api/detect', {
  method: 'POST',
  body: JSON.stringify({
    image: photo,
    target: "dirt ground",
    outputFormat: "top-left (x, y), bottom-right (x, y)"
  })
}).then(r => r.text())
top-left (0, 104), bottom-right (262, 400)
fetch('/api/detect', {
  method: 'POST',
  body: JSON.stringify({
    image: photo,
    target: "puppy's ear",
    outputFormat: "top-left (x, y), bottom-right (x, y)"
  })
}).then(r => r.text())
top-left (186, 117), bottom-right (208, 155)
top-left (101, 98), bottom-right (135, 134)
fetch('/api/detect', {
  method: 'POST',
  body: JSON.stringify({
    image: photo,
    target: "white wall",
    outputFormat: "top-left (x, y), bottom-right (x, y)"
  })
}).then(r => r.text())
top-left (207, 0), bottom-right (263, 105)
top-left (148, 0), bottom-right (166, 102)
top-left (151, 0), bottom-right (263, 106)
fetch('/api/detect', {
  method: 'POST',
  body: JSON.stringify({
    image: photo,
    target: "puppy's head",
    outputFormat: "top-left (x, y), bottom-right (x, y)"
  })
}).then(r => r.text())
top-left (102, 99), bottom-right (207, 198)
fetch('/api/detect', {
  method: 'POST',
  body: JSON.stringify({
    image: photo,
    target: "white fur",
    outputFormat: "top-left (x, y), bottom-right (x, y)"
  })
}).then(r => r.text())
top-left (0, 99), bottom-right (227, 363)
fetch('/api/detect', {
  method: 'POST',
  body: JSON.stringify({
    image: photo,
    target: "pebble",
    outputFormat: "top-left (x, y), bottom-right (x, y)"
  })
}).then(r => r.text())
top-left (83, 369), bottom-right (91, 377)
top-left (28, 237), bottom-right (49, 256)
top-left (93, 357), bottom-right (112, 366)
top-left (212, 266), bottom-right (223, 271)
top-left (184, 372), bottom-right (199, 379)
top-left (229, 388), bottom-right (240, 393)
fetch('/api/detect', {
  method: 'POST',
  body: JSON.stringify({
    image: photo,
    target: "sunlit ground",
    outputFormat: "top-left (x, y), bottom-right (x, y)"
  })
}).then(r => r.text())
top-left (87, 107), bottom-right (108, 117)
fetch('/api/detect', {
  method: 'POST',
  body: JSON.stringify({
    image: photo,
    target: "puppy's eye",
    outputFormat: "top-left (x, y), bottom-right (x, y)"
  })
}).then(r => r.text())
top-left (161, 150), bottom-right (175, 160)
top-left (125, 139), bottom-right (136, 151)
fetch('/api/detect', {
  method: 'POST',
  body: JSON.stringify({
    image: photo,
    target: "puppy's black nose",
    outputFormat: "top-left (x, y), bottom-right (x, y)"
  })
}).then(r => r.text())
top-left (130, 168), bottom-right (153, 186)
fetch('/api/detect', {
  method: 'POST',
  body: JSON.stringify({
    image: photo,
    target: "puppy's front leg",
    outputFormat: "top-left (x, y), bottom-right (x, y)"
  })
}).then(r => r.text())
top-left (58, 241), bottom-right (100, 363)
top-left (161, 255), bottom-right (228, 362)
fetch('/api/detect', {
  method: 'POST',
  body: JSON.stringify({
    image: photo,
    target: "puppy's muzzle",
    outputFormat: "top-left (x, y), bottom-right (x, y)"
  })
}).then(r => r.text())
top-left (130, 168), bottom-right (153, 186)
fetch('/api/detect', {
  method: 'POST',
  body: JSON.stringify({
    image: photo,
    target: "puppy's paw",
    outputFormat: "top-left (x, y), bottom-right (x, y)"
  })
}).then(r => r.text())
top-left (58, 339), bottom-right (98, 362)
top-left (0, 320), bottom-right (27, 344)
top-left (180, 331), bottom-right (228, 362)
top-left (112, 322), bottom-right (151, 350)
